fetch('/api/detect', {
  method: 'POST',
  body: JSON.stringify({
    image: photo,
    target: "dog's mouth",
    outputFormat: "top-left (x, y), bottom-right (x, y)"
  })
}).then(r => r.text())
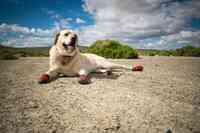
top-left (62, 43), bottom-right (70, 49)
top-left (62, 36), bottom-right (76, 50)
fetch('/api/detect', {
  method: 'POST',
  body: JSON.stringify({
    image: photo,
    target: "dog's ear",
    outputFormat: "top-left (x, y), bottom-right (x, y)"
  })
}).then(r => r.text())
top-left (74, 34), bottom-right (78, 45)
top-left (54, 32), bottom-right (60, 45)
top-left (74, 34), bottom-right (77, 39)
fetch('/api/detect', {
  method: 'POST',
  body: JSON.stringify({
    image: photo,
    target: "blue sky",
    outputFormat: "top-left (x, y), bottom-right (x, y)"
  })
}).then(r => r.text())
top-left (0, 0), bottom-right (200, 49)
top-left (0, 0), bottom-right (93, 28)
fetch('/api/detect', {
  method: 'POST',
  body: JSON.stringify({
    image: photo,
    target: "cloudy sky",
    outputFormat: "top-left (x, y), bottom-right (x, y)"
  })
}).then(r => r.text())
top-left (0, 0), bottom-right (200, 49)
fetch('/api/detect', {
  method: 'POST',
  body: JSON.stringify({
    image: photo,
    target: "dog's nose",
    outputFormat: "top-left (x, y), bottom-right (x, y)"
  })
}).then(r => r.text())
top-left (71, 36), bottom-right (76, 41)
top-left (63, 43), bottom-right (68, 49)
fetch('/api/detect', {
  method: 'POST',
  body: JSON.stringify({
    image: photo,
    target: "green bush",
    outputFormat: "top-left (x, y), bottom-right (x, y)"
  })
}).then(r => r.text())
top-left (148, 52), bottom-right (156, 56)
top-left (174, 45), bottom-right (200, 57)
top-left (0, 53), bottom-right (18, 60)
top-left (138, 45), bottom-right (200, 57)
top-left (86, 40), bottom-right (138, 59)
top-left (0, 46), bottom-right (50, 59)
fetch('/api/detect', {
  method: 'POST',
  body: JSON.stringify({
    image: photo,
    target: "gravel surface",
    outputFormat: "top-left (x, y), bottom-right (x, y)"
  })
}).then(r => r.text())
top-left (0, 56), bottom-right (200, 133)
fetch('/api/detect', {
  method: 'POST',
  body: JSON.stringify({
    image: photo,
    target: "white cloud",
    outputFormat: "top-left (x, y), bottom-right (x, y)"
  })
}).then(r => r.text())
top-left (44, 9), bottom-right (71, 30)
top-left (142, 30), bottom-right (200, 49)
top-left (161, 31), bottom-right (199, 43)
top-left (0, 9), bottom-right (73, 47)
top-left (76, 18), bottom-right (86, 24)
top-left (0, 23), bottom-right (54, 37)
top-left (0, 23), bottom-right (56, 47)
top-left (0, 23), bottom-right (30, 34)
top-left (1, 0), bottom-right (200, 49)
top-left (78, 0), bottom-right (200, 49)
top-left (2, 36), bottom-right (52, 47)
top-left (180, 31), bottom-right (193, 38)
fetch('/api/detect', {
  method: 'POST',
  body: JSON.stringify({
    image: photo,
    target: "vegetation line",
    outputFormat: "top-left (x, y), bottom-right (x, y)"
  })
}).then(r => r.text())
top-left (0, 40), bottom-right (200, 60)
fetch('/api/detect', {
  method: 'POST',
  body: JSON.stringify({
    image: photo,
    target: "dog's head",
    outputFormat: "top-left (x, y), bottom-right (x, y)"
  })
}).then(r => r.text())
top-left (54, 29), bottom-right (78, 56)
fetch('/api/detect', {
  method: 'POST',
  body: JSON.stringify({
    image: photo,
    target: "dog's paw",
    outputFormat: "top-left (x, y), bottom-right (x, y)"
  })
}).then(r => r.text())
top-left (132, 64), bottom-right (143, 71)
top-left (78, 75), bottom-right (91, 84)
top-left (38, 74), bottom-right (50, 84)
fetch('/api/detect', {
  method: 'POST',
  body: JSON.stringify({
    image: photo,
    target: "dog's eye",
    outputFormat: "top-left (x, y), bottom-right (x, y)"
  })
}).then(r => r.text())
top-left (64, 33), bottom-right (69, 36)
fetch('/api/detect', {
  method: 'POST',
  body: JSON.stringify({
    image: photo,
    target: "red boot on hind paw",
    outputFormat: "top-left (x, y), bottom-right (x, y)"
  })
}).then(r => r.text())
top-left (38, 74), bottom-right (49, 84)
top-left (132, 64), bottom-right (143, 71)
top-left (78, 75), bottom-right (91, 84)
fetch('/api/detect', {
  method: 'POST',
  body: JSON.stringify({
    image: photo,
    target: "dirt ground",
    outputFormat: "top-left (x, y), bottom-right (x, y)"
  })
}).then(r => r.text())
top-left (0, 56), bottom-right (200, 133)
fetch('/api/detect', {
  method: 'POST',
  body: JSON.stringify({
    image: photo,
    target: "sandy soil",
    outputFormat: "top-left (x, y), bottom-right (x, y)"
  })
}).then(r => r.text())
top-left (0, 56), bottom-right (200, 133)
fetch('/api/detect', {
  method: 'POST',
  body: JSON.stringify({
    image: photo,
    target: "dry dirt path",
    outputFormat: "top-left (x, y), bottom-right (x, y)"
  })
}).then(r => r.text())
top-left (0, 56), bottom-right (200, 133)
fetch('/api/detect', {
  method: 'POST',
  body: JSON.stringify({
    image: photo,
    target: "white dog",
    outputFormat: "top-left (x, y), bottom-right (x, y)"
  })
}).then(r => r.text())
top-left (38, 29), bottom-right (143, 84)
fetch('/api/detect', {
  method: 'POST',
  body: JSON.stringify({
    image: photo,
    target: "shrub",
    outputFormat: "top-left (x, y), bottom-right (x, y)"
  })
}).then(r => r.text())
top-left (149, 52), bottom-right (156, 56)
top-left (86, 40), bottom-right (138, 59)
top-left (174, 45), bottom-right (200, 57)
top-left (0, 53), bottom-right (18, 60)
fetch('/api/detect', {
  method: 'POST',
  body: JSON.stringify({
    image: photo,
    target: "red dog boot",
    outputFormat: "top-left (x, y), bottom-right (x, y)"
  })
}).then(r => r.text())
top-left (132, 64), bottom-right (143, 71)
top-left (38, 74), bottom-right (50, 84)
top-left (78, 75), bottom-right (91, 84)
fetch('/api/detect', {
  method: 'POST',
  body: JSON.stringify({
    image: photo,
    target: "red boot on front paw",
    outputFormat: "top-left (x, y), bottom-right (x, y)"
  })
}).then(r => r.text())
top-left (78, 75), bottom-right (91, 84)
top-left (132, 64), bottom-right (143, 71)
top-left (38, 74), bottom-right (50, 84)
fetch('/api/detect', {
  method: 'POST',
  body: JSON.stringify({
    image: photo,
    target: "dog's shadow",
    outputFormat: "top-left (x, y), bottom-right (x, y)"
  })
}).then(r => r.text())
top-left (49, 70), bottom-right (122, 83)
top-left (90, 71), bottom-right (121, 80)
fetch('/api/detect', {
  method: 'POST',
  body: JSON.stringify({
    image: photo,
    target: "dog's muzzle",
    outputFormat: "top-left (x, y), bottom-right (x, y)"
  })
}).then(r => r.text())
top-left (62, 43), bottom-right (68, 49)
top-left (62, 36), bottom-right (76, 49)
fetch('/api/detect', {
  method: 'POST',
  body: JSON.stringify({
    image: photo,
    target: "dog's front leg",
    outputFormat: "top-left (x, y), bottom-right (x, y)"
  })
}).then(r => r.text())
top-left (78, 69), bottom-right (91, 84)
top-left (38, 67), bottom-right (59, 84)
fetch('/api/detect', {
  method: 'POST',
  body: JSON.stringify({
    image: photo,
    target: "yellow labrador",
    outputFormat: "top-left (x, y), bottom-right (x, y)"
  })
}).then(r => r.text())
top-left (38, 29), bottom-right (143, 84)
